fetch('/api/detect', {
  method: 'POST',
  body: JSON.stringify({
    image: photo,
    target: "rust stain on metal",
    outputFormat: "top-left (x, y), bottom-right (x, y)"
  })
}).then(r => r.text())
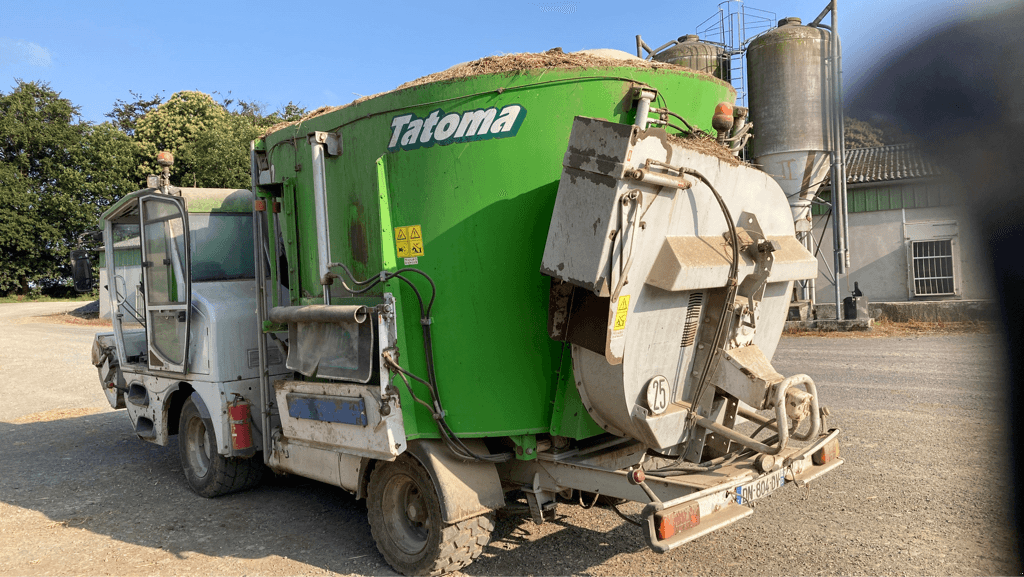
top-left (348, 200), bottom-right (369, 265)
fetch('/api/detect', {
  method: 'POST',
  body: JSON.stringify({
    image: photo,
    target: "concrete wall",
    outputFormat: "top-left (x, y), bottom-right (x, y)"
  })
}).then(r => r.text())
top-left (811, 205), bottom-right (995, 303)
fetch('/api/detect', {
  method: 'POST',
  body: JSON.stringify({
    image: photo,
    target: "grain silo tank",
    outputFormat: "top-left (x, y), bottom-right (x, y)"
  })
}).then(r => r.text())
top-left (747, 17), bottom-right (832, 234)
top-left (654, 35), bottom-right (730, 81)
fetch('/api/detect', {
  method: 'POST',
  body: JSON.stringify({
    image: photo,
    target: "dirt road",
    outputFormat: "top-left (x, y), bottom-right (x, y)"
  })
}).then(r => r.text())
top-left (0, 302), bottom-right (1017, 575)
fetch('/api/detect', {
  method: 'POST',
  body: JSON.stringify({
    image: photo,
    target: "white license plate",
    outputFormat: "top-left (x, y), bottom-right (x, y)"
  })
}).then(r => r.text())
top-left (735, 469), bottom-right (785, 505)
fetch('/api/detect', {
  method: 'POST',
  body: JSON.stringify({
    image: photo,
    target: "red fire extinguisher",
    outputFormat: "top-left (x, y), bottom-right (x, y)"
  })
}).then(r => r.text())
top-left (228, 395), bottom-right (255, 456)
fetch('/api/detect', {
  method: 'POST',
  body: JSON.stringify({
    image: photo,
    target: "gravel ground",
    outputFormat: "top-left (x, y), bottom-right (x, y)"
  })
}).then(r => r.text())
top-left (0, 302), bottom-right (1018, 576)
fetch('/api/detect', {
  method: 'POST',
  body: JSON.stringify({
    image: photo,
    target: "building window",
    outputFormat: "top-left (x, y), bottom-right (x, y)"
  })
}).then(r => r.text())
top-left (905, 220), bottom-right (959, 299)
top-left (911, 239), bottom-right (955, 296)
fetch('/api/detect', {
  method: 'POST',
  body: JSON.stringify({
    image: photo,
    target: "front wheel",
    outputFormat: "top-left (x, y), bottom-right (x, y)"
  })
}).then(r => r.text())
top-left (367, 454), bottom-right (494, 576)
top-left (178, 396), bottom-right (263, 497)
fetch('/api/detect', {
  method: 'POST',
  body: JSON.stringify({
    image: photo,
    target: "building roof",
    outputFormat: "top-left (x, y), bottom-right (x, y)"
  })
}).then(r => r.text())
top-left (843, 143), bottom-right (942, 184)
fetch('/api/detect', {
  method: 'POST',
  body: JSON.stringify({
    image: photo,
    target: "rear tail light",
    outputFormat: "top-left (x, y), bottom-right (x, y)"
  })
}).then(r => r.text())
top-left (654, 502), bottom-right (700, 540)
top-left (812, 438), bottom-right (840, 465)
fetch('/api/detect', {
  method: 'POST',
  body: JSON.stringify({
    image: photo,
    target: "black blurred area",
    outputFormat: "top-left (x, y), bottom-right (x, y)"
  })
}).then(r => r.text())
top-left (848, 2), bottom-right (1023, 565)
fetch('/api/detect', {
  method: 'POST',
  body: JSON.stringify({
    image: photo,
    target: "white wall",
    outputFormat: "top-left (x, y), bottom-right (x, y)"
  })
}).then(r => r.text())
top-left (810, 205), bottom-right (995, 303)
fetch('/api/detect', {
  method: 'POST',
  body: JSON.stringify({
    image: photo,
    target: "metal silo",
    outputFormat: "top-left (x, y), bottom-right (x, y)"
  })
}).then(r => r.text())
top-left (653, 35), bottom-right (730, 81)
top-left (746, 17), bottom-right (832, 237)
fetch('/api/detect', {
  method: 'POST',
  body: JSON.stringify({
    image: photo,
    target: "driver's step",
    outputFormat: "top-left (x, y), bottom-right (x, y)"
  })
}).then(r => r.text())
top-left (126, 383), bottom-right (149, 407)
top-left (134, 416), bottom-right (156, 439)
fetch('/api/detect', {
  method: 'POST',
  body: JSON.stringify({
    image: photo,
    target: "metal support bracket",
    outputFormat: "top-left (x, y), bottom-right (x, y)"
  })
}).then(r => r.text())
top-left (510, 434), bottom-right (538, 460)
top-left (524, 473), bottom-right (557, 524)
top-left (309, 131), bottom-right (343, 156)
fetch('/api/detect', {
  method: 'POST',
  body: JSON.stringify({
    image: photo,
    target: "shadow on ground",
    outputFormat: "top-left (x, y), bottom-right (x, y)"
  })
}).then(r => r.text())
top-left (0, 411), bottom-right (647, 576)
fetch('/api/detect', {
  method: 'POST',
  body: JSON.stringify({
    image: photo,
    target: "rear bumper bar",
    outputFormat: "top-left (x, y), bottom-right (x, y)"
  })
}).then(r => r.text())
top-left (642, 428), bottom-right (843, 552)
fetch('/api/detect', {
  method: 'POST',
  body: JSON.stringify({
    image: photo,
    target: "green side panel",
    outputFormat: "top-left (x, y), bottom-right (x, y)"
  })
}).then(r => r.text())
top-left (377, 155), bottom-right (438, 439)
top-left (865, 189), bottom-right (878, 212)
top-left (888, 187), bottom-right (902, 209)
top-left (878, 187), bottom-right (891, 211)
top-left (814, 181), bottom-right (956, 217)
top-left (262, 66), bottom-right (734, 440)
top-left (376, 157), bottom-right (397, 271)
top-left (851, 189), bottom-right (865, 213)
top-left (549, 344), bottom-right (605, 440)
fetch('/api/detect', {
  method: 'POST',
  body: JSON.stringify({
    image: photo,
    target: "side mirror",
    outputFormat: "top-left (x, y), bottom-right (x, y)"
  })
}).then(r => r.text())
top-left (71, 250), bottom-right (94, 292)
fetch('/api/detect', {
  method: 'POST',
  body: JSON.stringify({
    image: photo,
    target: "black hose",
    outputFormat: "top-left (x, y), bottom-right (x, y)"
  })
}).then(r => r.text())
top-left (333, 262), bottom-right (511, 463)
top-left (611, 504), bottom-right (643, 527)
top-left (677, 167), bottom-right (740, 457)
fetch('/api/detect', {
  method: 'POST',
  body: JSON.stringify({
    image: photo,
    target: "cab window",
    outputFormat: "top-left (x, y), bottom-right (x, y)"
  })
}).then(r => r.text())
top-left (188, 213), bottom-right (255, 282)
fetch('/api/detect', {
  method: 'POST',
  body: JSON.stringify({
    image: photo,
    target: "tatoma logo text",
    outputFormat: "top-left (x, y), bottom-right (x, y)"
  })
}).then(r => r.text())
top-left (387, 105), bottom-right (526, 152)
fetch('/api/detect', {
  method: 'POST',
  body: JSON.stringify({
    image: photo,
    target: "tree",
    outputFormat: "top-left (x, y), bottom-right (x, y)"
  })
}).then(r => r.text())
top-left (79, 122), bottom-right (141, 217)
top-left (844, 116), bottom-right (908, 149)
top-left (0, 81), bottom-right (137, 295)
top-left (0, 82), bottom-right (307, 295)
top-left (134, 91), bottom-right (232, 185)
top-left (0, 81), bottom-right (88, 294)
top-left (106, 90), bottom-right (163, 137)
top-left (132, 91), bottom-right (307, 188)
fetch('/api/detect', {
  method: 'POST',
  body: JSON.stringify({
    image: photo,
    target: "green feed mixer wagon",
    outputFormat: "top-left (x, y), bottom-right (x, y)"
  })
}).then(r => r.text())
top-left (83, 49), bottom-right (842, 575)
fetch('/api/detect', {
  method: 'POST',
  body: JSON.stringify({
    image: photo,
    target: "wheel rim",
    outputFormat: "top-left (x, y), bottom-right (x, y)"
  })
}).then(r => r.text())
top-left (185, 416), bottom-right (211, 478)
top-left (381, 473), bottom-right (431, 556)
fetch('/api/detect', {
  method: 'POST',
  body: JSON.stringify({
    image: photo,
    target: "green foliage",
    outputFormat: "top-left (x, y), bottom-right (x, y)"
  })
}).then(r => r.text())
top-left (845, 116), bottom-right (907, 149)
top-left (135, 91), bottom-right (232, 184)
top-left (0, 82), bottom-right (306, 295)
top-left (105, 90), bottom-right (162, 137)
top-left (133, 91), bottom-right (307, 188)
top-left (0, 81), bottom-right (86, 294)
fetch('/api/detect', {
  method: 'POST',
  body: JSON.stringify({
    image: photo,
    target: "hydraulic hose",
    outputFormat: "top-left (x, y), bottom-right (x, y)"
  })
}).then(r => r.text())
top-left (329, 263), bottom-right (511, 463)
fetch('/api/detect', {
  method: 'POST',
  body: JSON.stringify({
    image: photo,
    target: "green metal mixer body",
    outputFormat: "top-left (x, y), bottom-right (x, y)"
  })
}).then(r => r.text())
top-left (258, 65), bottom-right (734, 442)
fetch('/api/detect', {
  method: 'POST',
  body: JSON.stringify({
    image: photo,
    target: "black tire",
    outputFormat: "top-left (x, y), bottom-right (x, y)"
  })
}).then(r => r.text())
top-left (178, 397), bottom-right (263, 497)
top-left (367, 454), bottom-right (494, 576)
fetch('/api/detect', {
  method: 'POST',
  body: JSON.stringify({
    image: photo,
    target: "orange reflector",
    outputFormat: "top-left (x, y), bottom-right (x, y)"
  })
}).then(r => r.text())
top-left (714, 102), bottom-right (734, 117)
top-left (654, 502), bottom-right (700, 540)
top-left (813, 438), bottom-right (840, 465)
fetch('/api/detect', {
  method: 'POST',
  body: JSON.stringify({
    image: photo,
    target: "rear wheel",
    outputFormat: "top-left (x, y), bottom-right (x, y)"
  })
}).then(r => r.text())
top-left (178, 397), bottom-right (263, 497)
top-left (367, 454), bottom-right (493, 576)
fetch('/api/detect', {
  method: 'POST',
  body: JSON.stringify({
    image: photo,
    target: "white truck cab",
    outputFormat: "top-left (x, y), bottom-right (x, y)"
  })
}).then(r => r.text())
top-left (90, 184), bottom-right (287, 496)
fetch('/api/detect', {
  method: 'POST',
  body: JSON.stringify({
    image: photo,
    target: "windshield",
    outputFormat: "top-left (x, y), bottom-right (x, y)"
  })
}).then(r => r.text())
top-left (189, 213), bottom-right (255, 282)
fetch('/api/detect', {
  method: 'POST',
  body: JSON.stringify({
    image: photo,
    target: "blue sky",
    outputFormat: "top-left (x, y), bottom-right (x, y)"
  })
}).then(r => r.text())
top-left (0, 0), bottom-right (1010, 124)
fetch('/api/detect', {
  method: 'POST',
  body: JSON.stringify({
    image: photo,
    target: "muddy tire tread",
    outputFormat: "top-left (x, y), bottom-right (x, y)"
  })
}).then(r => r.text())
top-left (178, 398), bottom-right (263, 498)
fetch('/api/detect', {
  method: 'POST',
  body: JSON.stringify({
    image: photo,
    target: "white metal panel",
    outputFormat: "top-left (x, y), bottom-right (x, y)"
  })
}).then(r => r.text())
top-left (275, 380), bottom-right (406, 461)
top-left (545, 118), bottom-right (812, 449)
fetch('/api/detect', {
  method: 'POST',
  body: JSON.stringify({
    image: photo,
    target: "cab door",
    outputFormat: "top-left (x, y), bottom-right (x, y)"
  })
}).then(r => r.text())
top-left (139, 195), bottom-right (191, 373)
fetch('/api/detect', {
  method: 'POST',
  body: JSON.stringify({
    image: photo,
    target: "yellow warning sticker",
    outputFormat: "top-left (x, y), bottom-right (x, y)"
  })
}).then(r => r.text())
top-left (395, 225), bottom-right (424, 259)
top-left (408, 225), bottom-right (424, 257)
top-left (613, 294), bottom-right (630, 332)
